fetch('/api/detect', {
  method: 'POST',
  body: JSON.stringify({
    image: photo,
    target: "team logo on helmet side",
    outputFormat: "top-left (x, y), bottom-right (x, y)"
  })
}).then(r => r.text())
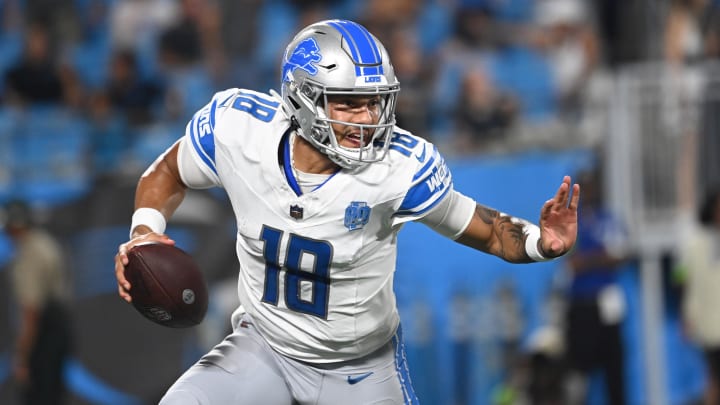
top-left (283, 37), bottom-right (322, 81)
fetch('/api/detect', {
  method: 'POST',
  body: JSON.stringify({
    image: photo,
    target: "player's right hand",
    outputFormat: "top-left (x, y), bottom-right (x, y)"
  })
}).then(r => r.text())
top-left (114, 229), bottom-right (175, 303)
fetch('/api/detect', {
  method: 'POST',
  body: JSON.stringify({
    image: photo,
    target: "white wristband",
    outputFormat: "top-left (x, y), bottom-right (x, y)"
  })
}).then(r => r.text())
top-left (130, 208), bottom-right (167, 238)
top-left (524, 224), bottom-right (550, 262)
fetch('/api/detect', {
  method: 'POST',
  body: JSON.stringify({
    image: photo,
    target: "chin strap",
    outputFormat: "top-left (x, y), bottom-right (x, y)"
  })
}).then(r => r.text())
top-left (270, 89), bottom-right (297, 120)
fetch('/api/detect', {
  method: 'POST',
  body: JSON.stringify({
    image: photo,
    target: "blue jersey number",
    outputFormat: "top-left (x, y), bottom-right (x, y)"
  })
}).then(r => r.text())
top-left (260, 226), bottom-right (333, 319)
top-left (389, 132), bottom-right (419, 157)
top-left (231, 92), bottom-right (279, 122)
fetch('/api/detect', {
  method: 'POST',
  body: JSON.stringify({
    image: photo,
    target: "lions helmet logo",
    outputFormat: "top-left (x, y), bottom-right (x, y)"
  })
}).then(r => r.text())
top-left (283, 37), bottom-right (322, 81)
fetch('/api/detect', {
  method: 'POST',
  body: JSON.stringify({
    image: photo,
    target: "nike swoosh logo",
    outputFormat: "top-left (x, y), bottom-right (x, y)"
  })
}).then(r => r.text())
top-left (347, 371), bottom-right (373, 385)
top-left (414, 146), bottom-right (426, 162)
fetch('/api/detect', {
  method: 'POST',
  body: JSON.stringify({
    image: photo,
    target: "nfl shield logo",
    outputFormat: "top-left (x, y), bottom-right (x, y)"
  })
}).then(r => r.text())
top-left (289, 204), bottom-right (304, 219)
top-left (344, 202), bottom-right (370, 231)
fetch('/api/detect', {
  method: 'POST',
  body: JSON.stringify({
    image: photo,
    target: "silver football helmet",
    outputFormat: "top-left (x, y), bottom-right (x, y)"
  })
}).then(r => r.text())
top-left (280, 19), bottom-right (400, 170)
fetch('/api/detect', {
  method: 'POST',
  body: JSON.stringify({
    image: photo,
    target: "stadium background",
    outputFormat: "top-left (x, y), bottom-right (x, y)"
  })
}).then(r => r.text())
top-left (0, 0), bottom-right (716, 404)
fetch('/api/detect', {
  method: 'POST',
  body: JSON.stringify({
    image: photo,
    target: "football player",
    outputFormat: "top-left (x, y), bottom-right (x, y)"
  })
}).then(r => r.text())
top-left (114, 19), bottom-right (579, 404)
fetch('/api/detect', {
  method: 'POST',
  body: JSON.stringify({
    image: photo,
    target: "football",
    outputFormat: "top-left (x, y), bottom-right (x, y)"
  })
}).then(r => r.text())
top-left (124, 242), bottom-right (208, 328)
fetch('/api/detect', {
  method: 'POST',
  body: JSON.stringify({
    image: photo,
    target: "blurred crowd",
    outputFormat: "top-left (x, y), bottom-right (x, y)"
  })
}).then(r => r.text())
top-left (2, 0), bottom-right (720, 404)
top-left (0, 0), bottom-right (718, 210)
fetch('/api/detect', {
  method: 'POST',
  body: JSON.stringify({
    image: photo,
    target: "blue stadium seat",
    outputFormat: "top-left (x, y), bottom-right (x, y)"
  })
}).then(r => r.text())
top-left (458, 0), bottom-right (534, 22)
top-left (165, 66), bottom-right (215, 118)
top-left (430, 54), bottom-right (490, 138)
top-left (135, 30), bottom-right (161, 81)
top-left (70, 39), bottom-right (112, 90)
top-left (254, 0), bottom-right (295, 82)
top-left (0, 231), bottom-right (14, 269)
top-left (486, 45), bottom-right (557, 121)
top-left (70, 0), bottom-right (115, 89)
top-left (417, 1), bottom-right (453, 55)
top-left (129, 122), bottom-right (183, 169)
top-left (493, 0), bottom-right (534, 22)
top-left (89, 115), bottom-right (129, 176)
top-left (11, 106), bottom-right (91, 206)
top-left (0, 109), bottom-right (20, 203)
top-left (0, 31), bottom-right (23, 94)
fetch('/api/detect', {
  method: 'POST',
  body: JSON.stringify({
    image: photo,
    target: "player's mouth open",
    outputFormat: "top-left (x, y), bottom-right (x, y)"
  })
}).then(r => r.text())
top-left (344, 133), bottom-right (365, 148)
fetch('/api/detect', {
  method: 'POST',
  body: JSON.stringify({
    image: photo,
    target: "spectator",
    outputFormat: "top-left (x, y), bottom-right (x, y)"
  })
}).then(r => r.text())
top-left (388, 28), bottom-right (435, 140)
top-left (533, 0), bottom-right (600, 120)
top-left (106, 49), bottom-right (164, 127)
top-left (2, 200), bottom-right (73, 405)
top-left (453, 67), bottom-right (517, 152)
top-left (452, 3), bottom-right (501, 50)
top-left (158, 0), bottom-right (226, 80)
top-left (288, 0), bottom-right (342, 28)
top-left (526, 291), bottom-right (566, 405)
top-left (24, 0), bottom-right (79, 45)
top-left (563, 167), bottom-right (629, 405)
top-left (217, 0), bottom-right (262, 60)
top-left (87, 90), bottom-right (130, 176)
top-left (702, 1), bottom-right (720, 58)
top-left (4, 22), bottom-right (66, 105)
top-left (664, 0), bottom-right (709, 66)
top-left (592, 0), bottom-right (651, 67)
top-left (430, 4), bottom-right (498, 142)
top-left (358, 0), bottom-right (423, 45)
top-left (440, 3), bottom-right (557, 124)
top-left (158, 0), bottom-right (209, 67)
top-left (109, 0), bottom-right (178, 52)
top-left (155, 0), bottom-right (224, 122)
top-left (677, 188), bottom-right (720, 405)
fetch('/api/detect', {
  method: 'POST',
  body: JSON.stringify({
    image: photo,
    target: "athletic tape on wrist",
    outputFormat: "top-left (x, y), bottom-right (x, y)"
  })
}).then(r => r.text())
top-left (524, 224), bottom-right (550, 262)
top-left (130, 208), bottom-right (166, 239)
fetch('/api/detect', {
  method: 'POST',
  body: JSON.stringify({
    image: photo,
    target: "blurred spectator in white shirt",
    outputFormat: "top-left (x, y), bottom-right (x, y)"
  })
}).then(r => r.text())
top-left (532, 0), bottom-right (600, 120)
top-left (109, 0), bottom-right (178, 54)
top-left (677, 188), bottom-right (720, 405)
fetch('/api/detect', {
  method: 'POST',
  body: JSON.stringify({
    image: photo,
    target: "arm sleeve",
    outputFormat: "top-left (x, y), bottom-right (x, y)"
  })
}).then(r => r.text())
top-left (418, 188), bottom-right (476, 239)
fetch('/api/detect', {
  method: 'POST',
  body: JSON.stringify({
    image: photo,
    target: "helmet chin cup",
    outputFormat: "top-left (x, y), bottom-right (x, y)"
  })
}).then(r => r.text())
top-left (280, 19), bottom-right (400, 170)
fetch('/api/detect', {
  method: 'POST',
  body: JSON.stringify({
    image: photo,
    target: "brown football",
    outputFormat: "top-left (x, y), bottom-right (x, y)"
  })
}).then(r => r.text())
top-left (124, 243), bottom-right (208, 328)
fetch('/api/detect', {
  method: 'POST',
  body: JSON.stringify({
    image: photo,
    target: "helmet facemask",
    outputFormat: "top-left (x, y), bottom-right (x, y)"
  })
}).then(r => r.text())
top-left (289, 79), bottom-right (399, 170)
top-left (280, 20), bottom-right (401, 171)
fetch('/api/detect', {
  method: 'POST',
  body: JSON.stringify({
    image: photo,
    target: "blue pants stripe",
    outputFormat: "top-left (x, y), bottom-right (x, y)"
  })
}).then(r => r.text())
top-left (393, 325), bottom-right (420, 404)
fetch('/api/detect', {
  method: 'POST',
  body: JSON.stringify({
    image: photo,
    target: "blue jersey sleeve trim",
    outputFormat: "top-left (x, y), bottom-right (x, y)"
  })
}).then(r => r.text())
top-left (398, 181), bottom-right (429, 212)
top-left (411, 146), bottom-right (438, 182)
top-left (188, 101), bottom-right (218, 174)
top-left (209, 98), bottom-right (218, 129)
top-left (189, 121), bottom-right (217, 175)
top-left (399, 148), bottom-right (451, 213)
top-left (395, 184), bottom-right (451, 218)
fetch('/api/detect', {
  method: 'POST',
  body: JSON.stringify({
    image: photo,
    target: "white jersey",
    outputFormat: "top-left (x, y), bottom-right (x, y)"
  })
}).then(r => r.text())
top-left (179, 88), bottom-right (454, 363)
